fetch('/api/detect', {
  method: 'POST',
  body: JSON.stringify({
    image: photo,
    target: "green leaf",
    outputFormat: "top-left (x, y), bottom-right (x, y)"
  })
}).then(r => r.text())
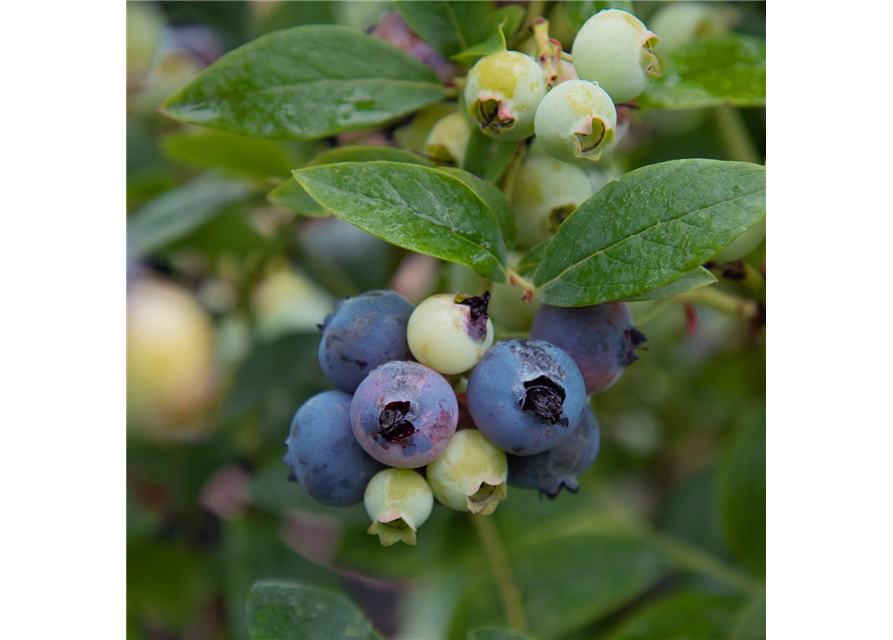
top-left (396, 1), bottom-right (492, 57)
top-left (534, 159), bottom-right (766, 307)
top-left (468, 629), bottom-right (535, 640)
top-left (294, 161), bottom-right (508, 281)
top-left (437, 167), bottom-right (518, 250)
top-left (619, 267), bottom-right (717, 302)
top-left (451, 5), bottom-right (525, 65)
top-left (639, 35), bottom-right (766, 110)
top-left (607, 591), bottom-right (744, 640)
top-left (267, 179), bottom-right (328, 217)
top-left (268, 145), bottom-right (434, 217)
top-left (516, 239), bottom-right (552, 278)
top-left (564, 1), bottom-right (634, 33)
top-left (658, 465), bottom-right (729, 560)
top-left (719, 412), bottom-right (766, 577)
top-left (160, 25), bottom-right (450, 139)
top-left (127, 175), bottom-right (255, 256)
top-left (160, 129), bottom-right (294, 180)
top-left (462, 125), bottom-right (518, 183)
top-left (449, 530), bottom-right (671, 639)
top-left (246, 581), bottom-right (383, 640)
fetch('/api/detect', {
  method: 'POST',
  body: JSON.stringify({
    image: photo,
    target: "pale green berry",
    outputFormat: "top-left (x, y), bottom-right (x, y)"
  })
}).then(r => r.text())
top-left (572, 9), bottom-right (661, 104)
top-left (465, 50), bottom-right (548, 140)
top-left (713, 217), bottom-right (766, 263)
top-left (425, 113), bottom-right (471, 166)
top-left (649, 3), bottom-right (729, 54)
top-left (407, 292), bottom-right (494, 375)
top-left (393, 104), bottom-right (457, 153)
top-left (427, 430), bottom-right (508, 515)
top-left (534, 79), bottom-right (618, 164)
top-left (511, 156), bottom-right (594, 247)
top-left (364, 468), bottom-right (434, 547)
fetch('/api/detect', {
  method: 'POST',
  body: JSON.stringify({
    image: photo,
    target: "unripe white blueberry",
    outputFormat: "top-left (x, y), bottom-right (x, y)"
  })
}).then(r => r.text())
top-left (465, 50), bottom-right (548, 140)
top-left (511, 156), bottom-right (594, 247)
top-left (425, 113), bottom-right (471, 166)
top-left (534, 79), bottom-right (618, 164)
top-left (364, 468), bottom-right (434, 547)
top-left (650, 3), bottom-right (728, 54)
top-left (427, 430), bottom-right (508, 515)
top-left (407, 292), bottom-right (495, 375)
top-left (712, 217), bottom-right (766, 263)
top-left (572, 9), bottom-right (661, 104)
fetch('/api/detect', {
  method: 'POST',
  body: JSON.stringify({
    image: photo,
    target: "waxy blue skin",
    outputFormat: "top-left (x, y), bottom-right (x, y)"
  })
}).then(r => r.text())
top-left (508, 406), bottom-right (601, 497)
top-left (530, 302), bottom-right (645, 395)
top-left (466, 340), bottom-right (587, 455)
top-left (318, 290), bottom-right (414, 393)
top-left (284, 391), bottom-right (385, 507)
top-left (351, 361), bottom-right (458, 468)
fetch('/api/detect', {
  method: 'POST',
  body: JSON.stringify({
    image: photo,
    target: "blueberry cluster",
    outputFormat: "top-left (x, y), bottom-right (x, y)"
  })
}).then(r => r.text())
top-left (283, 289), bottom-right (646, 546)
top-left (464, 9), bottom-right (659, 163)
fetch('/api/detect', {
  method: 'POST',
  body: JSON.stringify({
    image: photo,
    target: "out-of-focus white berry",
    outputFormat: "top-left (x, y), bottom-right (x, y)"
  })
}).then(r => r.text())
top-left (511, 156), bottom-right (594, 247)
top-left (425, 113), bottom-right (471, 166)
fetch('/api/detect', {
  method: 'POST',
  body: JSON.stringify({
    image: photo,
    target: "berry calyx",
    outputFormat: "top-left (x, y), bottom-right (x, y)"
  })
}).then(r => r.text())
top-left (426, 430), bottom-right (508, 515)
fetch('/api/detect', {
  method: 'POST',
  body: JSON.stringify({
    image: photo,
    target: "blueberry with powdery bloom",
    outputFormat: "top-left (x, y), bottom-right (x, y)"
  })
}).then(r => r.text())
top-left (530, 302), bottom-right (647, 395)
top-left (283, 391), bottom-right (384, 507)
top-left (466, 340), bottom-right (587, 456)
top-left (351, 361), bottom-right (458, 468)
top-left (317, 290), bottom-right (414, 394)
top-left (508, 405), bottom-right (601, 498)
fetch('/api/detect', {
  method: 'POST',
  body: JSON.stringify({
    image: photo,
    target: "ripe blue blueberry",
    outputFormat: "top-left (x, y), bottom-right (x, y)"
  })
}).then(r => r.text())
top-left (351, 361), bottom-right (459, 468)
top-left (508, 405), bottom-right (600, 498)
top-left (530, 302), bottom-right (647, 395)
top-left (283, 391), bottom-right (384, 507)
top-left (317, 289), bottom-right (414, 393)
top-left (466, 340), bottom-right (587, 455)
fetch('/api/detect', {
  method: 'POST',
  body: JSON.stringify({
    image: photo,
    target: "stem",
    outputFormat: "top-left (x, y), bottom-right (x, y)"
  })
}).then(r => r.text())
top-left (559, 51), bottom-right (573, 63)
top-left (531, 18), bottom-right (560, 86)
top-left (499, 140), bottom-right (526, 198)
top-left (714, 106), bottom-right (761, 164)
top-left (682, 287), bottom-right (759, 320)
top-left (470, 515), bottom-right (529, 635)
top-left (504, 264), bottom-right (535, 303)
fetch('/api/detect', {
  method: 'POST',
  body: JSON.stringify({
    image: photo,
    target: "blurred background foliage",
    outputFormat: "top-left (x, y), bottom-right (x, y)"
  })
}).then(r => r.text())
top-left (126, 2), bottom-right (766, 638)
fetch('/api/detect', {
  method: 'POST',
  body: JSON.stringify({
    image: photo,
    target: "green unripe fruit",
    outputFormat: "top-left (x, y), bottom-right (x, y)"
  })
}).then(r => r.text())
top-left (534, 79), bottom-right (618, 164)
top-left (511, 156), bottom-right (594, 247)
top-left (427, 430), bottom-right (508, 515)
top-left (712, 217), bottom-right (766, 263)
top-left (650, 3), bottom-right (728, 54)
top-left (364, 468), bottom-right (434, 547)
top-left (425, 113), bottom-right (471, 166)
top-left (407, 292), bottom-right (494, 375)
top-left (572, 9), bottom-right (661, 104)
top-left (465, 50), bottom-right (548, 140)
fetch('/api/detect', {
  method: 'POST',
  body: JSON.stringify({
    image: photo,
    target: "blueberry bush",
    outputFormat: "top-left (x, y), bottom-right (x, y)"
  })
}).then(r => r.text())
top-left (127, 2), bottom-right (766, 638)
